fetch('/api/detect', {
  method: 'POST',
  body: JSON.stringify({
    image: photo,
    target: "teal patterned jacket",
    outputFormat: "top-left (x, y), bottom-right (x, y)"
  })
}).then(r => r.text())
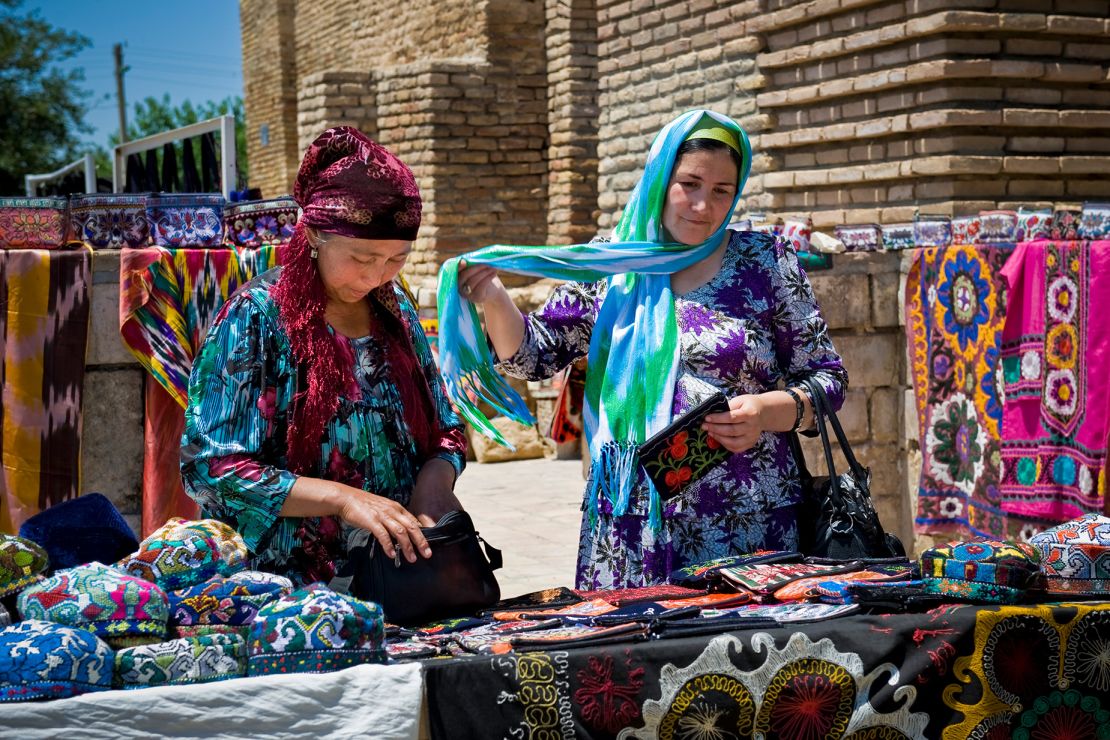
top-left (181, 267), bottom-right (466, 588)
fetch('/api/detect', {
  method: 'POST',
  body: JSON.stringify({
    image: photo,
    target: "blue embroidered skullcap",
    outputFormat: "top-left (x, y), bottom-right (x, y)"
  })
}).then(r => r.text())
top-left (0, 620), bottom-right (114, 701)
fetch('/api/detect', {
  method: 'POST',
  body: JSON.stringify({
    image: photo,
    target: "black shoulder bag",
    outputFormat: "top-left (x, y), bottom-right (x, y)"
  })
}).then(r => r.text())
top-left (789, 379), bottom-right (905, 560)
top-left (348, 510), bottom-right (503, 626)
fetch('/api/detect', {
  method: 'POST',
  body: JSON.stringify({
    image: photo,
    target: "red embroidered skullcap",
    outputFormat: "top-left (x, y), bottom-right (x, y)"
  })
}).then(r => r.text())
top-left (293, 127), bottom-right (421, 240)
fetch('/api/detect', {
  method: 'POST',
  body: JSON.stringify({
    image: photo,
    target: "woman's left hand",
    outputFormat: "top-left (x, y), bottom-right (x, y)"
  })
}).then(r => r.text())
top-left (408, 458), bottom-right (464, 527)
top-left (702, 394), bottom-right (765, 453)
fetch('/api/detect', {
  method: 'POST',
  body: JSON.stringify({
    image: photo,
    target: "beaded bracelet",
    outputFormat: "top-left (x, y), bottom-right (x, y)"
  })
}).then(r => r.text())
top-left (784, 387), bottom-right (806, 431)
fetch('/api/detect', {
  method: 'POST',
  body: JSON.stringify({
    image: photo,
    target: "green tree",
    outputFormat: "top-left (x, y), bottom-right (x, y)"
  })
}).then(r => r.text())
top-left (0, 0), bottom-right (91, 195)
top-left (100, 94), bottom-right (249, 189)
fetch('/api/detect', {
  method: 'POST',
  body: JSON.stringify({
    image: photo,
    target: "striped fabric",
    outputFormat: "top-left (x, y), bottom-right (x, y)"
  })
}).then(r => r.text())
top-left (0, 247), bottom-right (91, 533)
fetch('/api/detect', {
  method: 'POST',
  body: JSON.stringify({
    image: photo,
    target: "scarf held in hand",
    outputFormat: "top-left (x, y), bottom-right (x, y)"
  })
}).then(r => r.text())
top-left (437, 110), bottom-right (751, 528)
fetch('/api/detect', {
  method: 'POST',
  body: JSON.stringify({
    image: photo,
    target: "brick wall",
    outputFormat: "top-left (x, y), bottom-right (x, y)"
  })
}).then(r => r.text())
top-left (595, 0), bottom-right (768, 230)
top-left (754, 0), bottom-right (1110, 227)
top-left (594, 0), bottom-right (1110, 230)
top-left (239, 0), bottom-right (300, 197)
top-left (241, 0), bottom-right (490, 200)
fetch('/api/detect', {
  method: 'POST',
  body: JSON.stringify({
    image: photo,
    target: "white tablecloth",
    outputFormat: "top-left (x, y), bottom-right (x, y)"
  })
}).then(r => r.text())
top-left (0, 661), bottom-right (424, 739)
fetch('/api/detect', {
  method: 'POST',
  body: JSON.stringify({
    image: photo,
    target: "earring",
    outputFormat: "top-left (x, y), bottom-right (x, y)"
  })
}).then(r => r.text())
top-left (310, 247), bottom-right (318, 259)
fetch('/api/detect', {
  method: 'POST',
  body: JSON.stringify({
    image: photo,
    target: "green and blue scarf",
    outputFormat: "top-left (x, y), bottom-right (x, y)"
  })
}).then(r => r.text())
top-left (437, 110), bottom-right (751, 529)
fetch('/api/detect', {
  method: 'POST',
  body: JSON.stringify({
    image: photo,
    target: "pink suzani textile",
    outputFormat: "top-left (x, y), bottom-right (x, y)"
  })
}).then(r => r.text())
top-left (906, 244), bottom-right (1023, 538)
top-left (998, 240), bottom-right (1110, 521)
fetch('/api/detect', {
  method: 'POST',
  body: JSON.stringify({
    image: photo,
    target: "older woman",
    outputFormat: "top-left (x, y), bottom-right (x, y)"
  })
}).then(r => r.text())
top-left (182, 127), bottom-right (467, 590)
top-left (443, 110), bottom-right (847, 589)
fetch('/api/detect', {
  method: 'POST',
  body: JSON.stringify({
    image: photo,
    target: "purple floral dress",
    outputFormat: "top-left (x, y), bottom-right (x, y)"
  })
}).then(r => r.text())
top-left (499, 230), bottom-right (847, 588)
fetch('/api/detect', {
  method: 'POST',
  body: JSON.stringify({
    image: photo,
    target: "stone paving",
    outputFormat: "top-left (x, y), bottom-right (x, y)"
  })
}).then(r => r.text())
top-left (454, 457), bottom-right (585, 598)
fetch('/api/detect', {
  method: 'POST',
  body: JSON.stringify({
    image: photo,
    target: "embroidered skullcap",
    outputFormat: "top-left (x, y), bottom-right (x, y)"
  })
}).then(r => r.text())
top-left (176, 517), bottom-right (249, 576)
top-left (169, 570), bottom-right (293, 626)
top-left (18, 492), bottom-right (139, 571)
top-left (0, 620), bottom-right (114, 701)
top-left (114, 632), bottom-right (247, 689)
top-left (293, 126), bottom-right (421, 240)
top-left (18, 562), bottom-right (169, 639)
top-left (117, 517), bottom-right (247, 591)
top-left (247, 583), bottom-right (386, 676)
top-left (919, 539), bottom-right (1042, 603)
top-left (173, 624), bottom-right (251, 641)
top-left (0, 533), bottom-right (49, 598)
top-left (1029, 513), bottom-right (1110, 595)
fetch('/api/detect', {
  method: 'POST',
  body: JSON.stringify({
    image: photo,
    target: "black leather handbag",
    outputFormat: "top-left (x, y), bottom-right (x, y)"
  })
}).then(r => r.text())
top-left (789, 379), bottom-right (905, 560)
top-left (348, 509), bottom-right (502, 626)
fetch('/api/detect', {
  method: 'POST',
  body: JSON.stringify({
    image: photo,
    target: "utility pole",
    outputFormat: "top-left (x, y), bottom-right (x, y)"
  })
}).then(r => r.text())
top-left (114, 43), bottom-right (128, 143)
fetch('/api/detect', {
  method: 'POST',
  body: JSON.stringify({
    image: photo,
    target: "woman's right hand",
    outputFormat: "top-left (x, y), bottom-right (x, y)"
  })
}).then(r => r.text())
top-left (457, 260), bottom-right (507, 304)
top-left (337, 489), bottom-right (431, 563)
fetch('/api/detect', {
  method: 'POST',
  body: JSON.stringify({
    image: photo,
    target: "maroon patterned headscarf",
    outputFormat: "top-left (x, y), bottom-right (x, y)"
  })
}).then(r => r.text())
top-left (271, 127), bottom-right (428, 474)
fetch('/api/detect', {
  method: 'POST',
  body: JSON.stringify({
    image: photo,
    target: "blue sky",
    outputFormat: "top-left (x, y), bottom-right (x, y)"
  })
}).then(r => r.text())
top-left (32, 0), bottom-right (243, 151)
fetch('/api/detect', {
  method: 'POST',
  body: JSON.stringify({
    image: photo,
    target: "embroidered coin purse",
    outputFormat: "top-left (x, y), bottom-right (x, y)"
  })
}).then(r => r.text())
top-left (638, 392), bottom-right (730, 500)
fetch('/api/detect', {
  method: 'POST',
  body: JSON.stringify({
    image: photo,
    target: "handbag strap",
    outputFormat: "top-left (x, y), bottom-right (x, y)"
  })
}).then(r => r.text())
top-left (787, 429), bottom-right (813, 486)
top-left (804, 378), bottom-right (868, 484)
top-left (801, 378), bottom-right (870, 495)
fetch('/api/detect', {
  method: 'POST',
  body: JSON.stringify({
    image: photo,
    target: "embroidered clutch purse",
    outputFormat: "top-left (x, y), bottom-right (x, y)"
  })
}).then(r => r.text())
top-left (833, 223), bottom-right (881, 252)
top-left (0, 197), bottom-right (70, 249)
top-left (147, 193), bottom-right (225, 248)
top-left (222, 197), bottom-right (300, 247)
top-left (880, 223), bottom-right (915, 250)
top-left (913, 213), bottom-right (951, 247)
top-left (69, 193), bottom-right (150, 249)
top-left (637, 392), bottom-right (730, 500)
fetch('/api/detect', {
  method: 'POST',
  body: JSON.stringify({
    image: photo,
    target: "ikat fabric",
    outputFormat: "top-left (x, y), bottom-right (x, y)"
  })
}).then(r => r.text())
top-left (118, 244), bottom-right (284, 535)
top-left (424, 603), bottom-right (1110, 739)
top-left (113, 633), bottom-right (247, 688)
top-left (0, 620), bottom-right (113, 702)
top-left (500, 230), bottom-right (846, 589)
top-left (0, 247), bottom-right (92, 533)
top-left (905, 243), bottom-right (1025, 539)
top-left (17, 562), bottom-right (169, 639)
top-left (998, 240), bottom-right (1110, 523)
top-left (246, 583), bottom-right (386, 675)
top-left (180, 268), bottom-right (466, 588)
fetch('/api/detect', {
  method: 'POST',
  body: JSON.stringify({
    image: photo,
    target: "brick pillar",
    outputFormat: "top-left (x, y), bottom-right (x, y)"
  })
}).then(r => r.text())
top-left (240, 0), bottom-right (301, 198)
top-left (296, 71), bottom-right (377, 155)
top-left (545, 0), bottom-right (600, 245)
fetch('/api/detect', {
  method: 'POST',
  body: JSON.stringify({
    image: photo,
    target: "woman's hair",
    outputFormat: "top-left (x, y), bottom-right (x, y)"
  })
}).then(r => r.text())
top-left (674, 137), bottom-right (744, 182)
